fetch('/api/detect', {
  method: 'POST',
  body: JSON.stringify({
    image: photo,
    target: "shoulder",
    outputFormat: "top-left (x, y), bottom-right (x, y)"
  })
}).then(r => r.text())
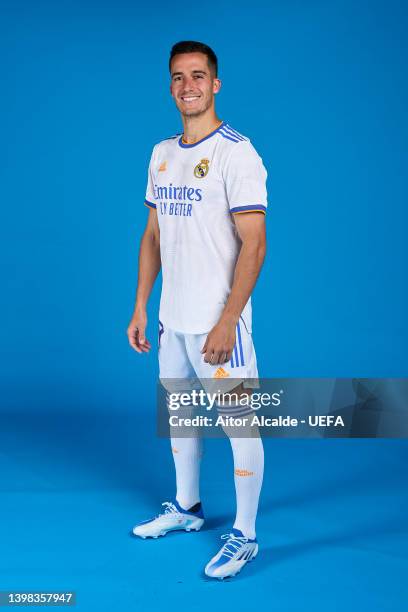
top-left (218, 125), bottom-right (264, 166)
top-left (158, 132), bottom-right (182, 144)
top-left (147, 132), bottom-right (181, 161)
top-left (146, 134), bottom-right (180, 161)
top-left (218, 123), bottom-right (250, 145)
top-left (155, 132), bottom-right (181, 150)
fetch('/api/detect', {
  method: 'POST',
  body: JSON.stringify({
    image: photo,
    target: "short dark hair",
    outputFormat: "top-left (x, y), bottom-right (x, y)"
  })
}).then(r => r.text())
top-left (169, 41), bottom-right (218, 77)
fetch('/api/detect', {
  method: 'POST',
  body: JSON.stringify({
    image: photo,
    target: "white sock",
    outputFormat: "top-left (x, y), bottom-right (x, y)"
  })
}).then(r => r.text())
top-left (217, 405), bottom-right (264, 540)
top-left (229, 434), bottom-right (264, 539)
top-left (167, 391), bottom-right (203, 510)
top-left (170, 436), bottom-right (203, 510)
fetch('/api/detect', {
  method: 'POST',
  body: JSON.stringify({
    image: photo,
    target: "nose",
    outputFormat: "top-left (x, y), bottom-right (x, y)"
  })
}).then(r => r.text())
top-left (182, 76), bottom-right (196, 92)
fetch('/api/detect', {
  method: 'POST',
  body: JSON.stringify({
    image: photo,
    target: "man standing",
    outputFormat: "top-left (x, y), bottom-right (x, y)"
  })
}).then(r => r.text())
top-left (127, 41), bottom-right (268, 579)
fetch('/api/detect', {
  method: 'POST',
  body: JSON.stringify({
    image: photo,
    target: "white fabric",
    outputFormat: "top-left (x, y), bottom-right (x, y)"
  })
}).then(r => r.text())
top-left (170, 436), bottom-right (203, 510)
top-left (158, 320), bottom-right (259, 394)
top-left (229, 434), bottom-right (264, 540)
top-left (159, 322), bottom-right (263, 539)
top-left (144, 122), bottom-right (268, 334)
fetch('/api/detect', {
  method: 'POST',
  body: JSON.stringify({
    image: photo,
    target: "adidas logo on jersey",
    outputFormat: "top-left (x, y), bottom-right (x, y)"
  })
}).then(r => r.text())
top-left (158, 161), bottom-right (167, 172)
top-left (214, 367), bottom-right (230, 379)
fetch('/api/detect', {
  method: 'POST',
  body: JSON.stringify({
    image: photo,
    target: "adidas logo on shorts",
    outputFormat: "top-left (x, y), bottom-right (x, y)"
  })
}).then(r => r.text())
top-left (214, 367), bottom-right (230, 379)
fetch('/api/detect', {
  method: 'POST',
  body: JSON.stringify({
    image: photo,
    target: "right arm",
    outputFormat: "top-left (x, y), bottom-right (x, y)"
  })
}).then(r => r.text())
top-left (127, 207), bottom-right (161, 353)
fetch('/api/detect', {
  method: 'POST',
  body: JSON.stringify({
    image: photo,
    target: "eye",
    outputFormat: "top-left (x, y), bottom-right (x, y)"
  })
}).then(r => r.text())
top-left (194, 75), bottom-right (204, 79)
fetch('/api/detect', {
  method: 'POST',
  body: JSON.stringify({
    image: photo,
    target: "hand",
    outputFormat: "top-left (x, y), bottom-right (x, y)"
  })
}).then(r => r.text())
top-left (201, 319), bottom-right (236, 365)
top-left (127, 309), bottom-right (151, 354)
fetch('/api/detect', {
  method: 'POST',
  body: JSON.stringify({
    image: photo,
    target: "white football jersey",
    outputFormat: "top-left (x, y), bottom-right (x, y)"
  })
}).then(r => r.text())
top-left (144, 121), bottom-right (268, 334)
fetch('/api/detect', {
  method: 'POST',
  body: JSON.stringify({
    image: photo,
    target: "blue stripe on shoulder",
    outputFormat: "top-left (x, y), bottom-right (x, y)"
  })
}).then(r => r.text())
top-left (219, 129), bottom-right (240, 143)
top-left (225, 124), bottom-right (248, 141)
top-left (221, 125), bottom-right (245, 141)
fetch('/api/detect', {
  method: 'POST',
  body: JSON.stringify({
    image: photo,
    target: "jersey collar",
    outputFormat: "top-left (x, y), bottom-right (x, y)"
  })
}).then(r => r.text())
top-left (178, 121), bottom-right (225, 148)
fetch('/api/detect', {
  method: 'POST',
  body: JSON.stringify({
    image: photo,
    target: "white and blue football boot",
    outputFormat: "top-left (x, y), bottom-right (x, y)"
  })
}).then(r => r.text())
top-left (132, 500), bottom-right (204, 539)
top-left (205, 528), bottom-right (258, 579)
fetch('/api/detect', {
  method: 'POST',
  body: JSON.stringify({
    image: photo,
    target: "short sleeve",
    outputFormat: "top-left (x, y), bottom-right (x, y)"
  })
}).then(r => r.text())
top-left (144, 146), bottom-right (157, 210)
top-left (223, 141), bottom-right (268, 214)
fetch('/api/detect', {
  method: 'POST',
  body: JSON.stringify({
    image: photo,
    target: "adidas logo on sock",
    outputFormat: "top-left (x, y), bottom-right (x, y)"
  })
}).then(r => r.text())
top-left (235, 469), bottom-right (254, 477)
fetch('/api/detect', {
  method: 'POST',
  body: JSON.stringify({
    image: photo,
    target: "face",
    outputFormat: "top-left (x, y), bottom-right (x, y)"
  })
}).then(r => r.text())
top-left (170, 52), bottom-right (221, 118)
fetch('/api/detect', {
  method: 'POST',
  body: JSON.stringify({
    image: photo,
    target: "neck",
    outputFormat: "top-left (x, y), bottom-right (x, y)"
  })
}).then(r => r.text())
top-left (181, 110), bottom-right (222, 144)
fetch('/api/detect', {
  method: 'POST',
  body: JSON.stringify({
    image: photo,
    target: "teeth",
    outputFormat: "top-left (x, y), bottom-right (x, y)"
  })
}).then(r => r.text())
top-left (182, 97), bottom-right (199, 102)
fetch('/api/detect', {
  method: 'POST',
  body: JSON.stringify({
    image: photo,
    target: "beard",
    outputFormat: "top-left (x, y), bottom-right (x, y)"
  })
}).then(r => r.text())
top-left (177, 95), bottom-right (213, 118)
top-left (181, 108), bottom-right (206, 118)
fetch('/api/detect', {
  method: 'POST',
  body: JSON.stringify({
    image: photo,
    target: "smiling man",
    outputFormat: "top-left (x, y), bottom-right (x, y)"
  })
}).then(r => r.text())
top-left (127, 41), bottom-right (268, 579)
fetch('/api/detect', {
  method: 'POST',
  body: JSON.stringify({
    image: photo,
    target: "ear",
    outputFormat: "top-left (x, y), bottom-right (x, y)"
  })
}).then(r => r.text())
top-left (213, 79), bottom-right (222, 94)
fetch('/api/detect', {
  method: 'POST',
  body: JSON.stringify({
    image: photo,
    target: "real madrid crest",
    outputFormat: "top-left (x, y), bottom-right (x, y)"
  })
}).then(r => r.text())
top-left (194, 158), bottom-right (210, 179)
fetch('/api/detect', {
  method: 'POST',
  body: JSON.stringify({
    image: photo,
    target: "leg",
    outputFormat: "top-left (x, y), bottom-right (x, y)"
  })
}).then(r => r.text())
top-left (132, 325), bottom-right (205, 538)
top-left (170, 433), bottom-right (203, 510)
top-left (218, 384), bottom-right (264, 540)
top-left (160, 325), bottom-right (203, 511)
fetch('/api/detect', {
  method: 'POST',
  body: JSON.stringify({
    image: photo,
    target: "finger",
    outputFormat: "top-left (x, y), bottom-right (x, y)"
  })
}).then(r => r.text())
top-left (131, 340), bottom-right (143, 354)
top-left (201, 338), bottom-right (209, 354)
top-left (127, 330), bottom-right (140, 351)
top-left (220, 351), bottom-right (229, 365)
top-left (213, 351), bottom-right (223, 365)
top-left (128, 327), bottom-right (150, 353)
top-left (203, 347), bottom-right (214, 363)
top-left (137, 328), bottom-right (147, 345)
top-left (139, 344), bottom-right (150, 353)
top-left (137, 338), bottom-right (151, 352)
top-left (208, 350), bottom-right (222, 365)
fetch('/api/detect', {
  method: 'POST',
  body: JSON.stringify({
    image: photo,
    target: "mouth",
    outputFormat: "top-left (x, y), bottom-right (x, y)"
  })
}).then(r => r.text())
top-left (180, 95), bottom-right (201, 104)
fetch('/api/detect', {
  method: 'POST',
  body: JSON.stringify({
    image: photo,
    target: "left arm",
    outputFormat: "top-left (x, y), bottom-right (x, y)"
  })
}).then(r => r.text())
top-left (201, 212), bottom-right (266, 364)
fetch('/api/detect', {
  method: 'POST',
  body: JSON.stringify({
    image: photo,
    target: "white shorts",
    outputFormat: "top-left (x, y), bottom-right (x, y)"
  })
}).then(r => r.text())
top-left (158, 318), bottom-right (259, 395)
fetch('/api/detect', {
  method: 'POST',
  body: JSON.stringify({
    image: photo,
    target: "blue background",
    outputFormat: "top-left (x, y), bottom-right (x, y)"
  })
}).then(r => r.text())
top-left (1, 0), bottom-right (407, 609)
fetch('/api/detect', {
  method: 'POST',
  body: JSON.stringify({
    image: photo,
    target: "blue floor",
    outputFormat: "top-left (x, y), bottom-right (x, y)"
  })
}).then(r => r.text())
top-left (1, 408), bottom-right (407, 610)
